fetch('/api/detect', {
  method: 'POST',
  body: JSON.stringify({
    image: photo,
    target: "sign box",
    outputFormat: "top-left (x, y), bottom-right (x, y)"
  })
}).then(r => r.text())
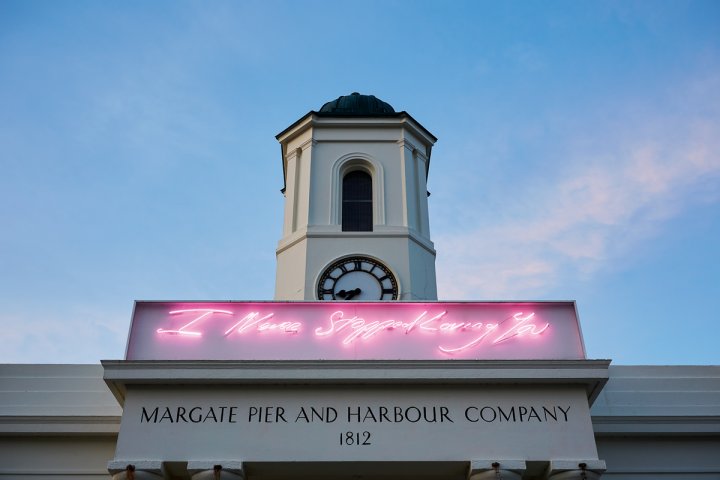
top-left (125, 301), bottom-right (586, 361)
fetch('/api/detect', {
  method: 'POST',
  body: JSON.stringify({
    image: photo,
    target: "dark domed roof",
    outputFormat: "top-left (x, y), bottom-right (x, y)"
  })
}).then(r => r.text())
top-left (319, 92), bottom-right (395, 115)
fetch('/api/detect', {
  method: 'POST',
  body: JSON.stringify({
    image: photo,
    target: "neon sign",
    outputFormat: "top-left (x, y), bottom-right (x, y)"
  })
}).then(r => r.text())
top-left (125, 301), bottom-right (585, 361)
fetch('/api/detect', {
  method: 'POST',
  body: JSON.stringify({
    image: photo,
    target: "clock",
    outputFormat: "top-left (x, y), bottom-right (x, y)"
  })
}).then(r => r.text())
top-left (317, 256), bottom-right (399, 301)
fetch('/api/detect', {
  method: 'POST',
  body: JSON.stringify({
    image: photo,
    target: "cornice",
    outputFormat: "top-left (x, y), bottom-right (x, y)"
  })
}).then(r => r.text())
top-left (277, 112), bottom-right (437, 147)
top-left (275, 227), bottom-right (436, 256)
top-left (102, 359), bottom-right (610, 406)
top-left (0, 415), bottom-right (120, 435)
top-left (592, 415), bottom-right (720, 435)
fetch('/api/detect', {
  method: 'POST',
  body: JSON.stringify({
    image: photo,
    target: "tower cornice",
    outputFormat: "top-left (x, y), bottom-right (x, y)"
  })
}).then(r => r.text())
top-left (277, 112), bottom-right (437, 145)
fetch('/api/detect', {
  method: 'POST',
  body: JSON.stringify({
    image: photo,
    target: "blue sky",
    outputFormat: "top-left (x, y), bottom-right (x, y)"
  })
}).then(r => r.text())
top-left (1, 0), bottom-right (718, 364)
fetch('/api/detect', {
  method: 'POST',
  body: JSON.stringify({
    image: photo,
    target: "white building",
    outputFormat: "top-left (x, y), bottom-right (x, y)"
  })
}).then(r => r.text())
top-left (1, 93), bottom-right (718, 480)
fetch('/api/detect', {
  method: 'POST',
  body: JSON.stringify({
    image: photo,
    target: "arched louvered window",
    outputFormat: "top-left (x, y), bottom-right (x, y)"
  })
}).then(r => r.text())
top-left (342, 170), bottom-right (373, 231)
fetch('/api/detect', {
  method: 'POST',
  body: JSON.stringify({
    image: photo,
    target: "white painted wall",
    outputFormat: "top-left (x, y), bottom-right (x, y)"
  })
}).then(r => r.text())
top-left (0, 437), bottom-right (116, 480)
top-left (590, 365), bottom-right (720, 479)
top-left (0, 364), bottom-right (718, 479)
top-left (0, 364), bottom-right (120, 479)
top-left (113, 385), bottom-right (598, 462)
top-left (596, 436), bottom-right (720, 479)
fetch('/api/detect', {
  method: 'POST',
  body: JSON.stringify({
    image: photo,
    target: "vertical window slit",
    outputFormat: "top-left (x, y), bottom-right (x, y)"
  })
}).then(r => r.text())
top-left (342, 170), bottom-right (372, 232)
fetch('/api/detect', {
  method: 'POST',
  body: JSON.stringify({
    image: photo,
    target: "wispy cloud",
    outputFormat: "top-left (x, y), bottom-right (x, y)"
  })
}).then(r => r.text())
top-left (436, 77), bottom-right (720, 300)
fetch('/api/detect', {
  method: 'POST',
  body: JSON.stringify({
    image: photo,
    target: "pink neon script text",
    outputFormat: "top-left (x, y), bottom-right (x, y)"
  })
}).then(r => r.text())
top-left (156, 309), bottom-right (300, 337)
top-left (155, 308), bottom-right (549, 354)
top-left (313, 310), bottom-right (549, 353)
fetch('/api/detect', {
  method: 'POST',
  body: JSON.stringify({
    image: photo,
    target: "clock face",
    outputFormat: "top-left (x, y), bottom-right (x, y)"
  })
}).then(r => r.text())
top-left (317, 256), bottom-right (399, 301)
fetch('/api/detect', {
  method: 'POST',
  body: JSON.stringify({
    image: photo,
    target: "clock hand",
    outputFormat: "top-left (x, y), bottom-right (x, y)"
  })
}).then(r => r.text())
top-left (345, 288), bottom-right (362, 300)
top-left (336, 290), bottom-right (349, 299)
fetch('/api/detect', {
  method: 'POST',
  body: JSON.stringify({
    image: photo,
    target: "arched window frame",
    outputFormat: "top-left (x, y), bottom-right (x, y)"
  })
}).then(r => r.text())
top-left (331, 153), bottom-right (385, 229)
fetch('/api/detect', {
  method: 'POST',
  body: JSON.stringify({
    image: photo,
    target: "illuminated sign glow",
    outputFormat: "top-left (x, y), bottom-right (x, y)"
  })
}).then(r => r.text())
top-left (125, 301), bottom-right (585, 361)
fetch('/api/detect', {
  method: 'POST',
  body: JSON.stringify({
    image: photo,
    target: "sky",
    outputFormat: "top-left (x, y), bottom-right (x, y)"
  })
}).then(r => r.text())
top-left (1, 0), bottom-right (719, 365)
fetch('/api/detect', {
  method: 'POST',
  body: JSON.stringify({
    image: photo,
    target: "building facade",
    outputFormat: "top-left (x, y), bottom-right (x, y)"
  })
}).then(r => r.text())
top-left (1, 94), bottom-right (718, 480)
